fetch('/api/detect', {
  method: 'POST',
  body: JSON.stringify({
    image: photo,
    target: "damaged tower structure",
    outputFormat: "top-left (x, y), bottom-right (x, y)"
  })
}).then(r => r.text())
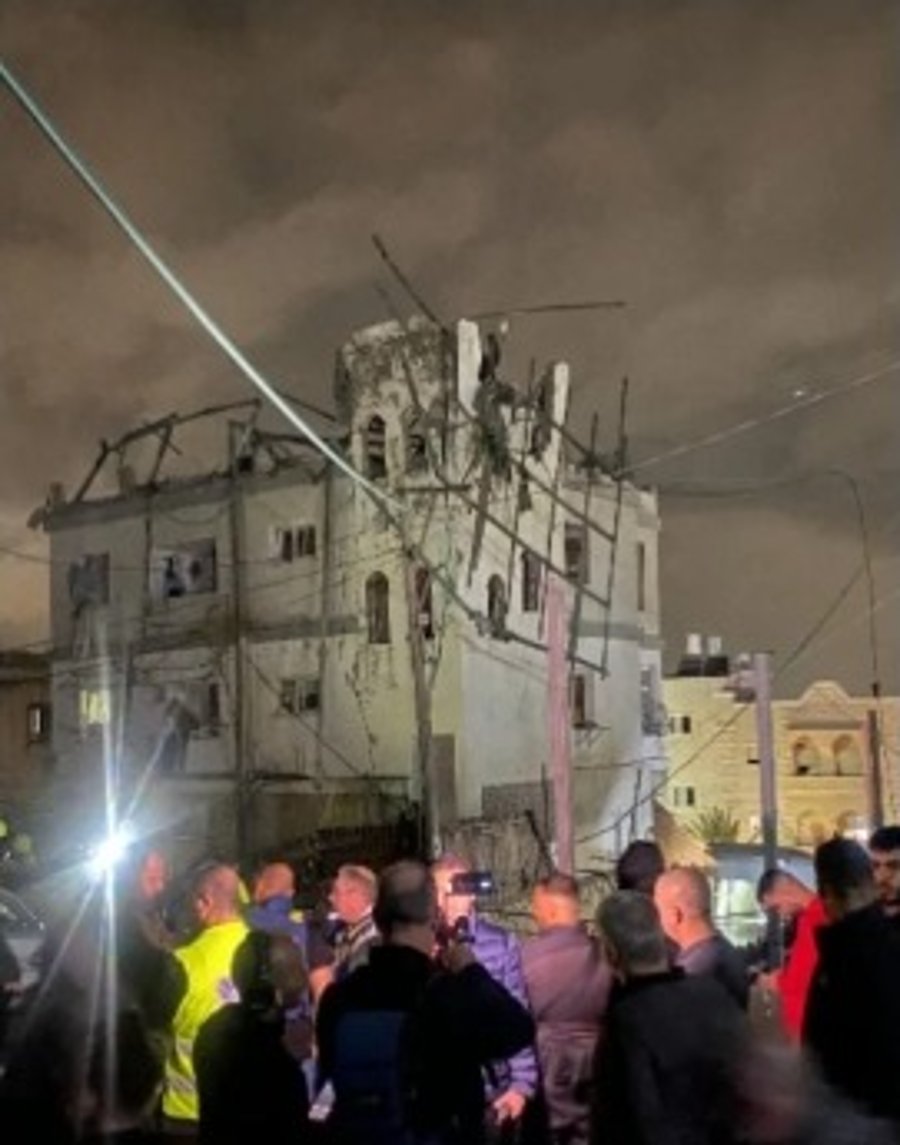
top-left (33, 318), bottom-right (663, 866)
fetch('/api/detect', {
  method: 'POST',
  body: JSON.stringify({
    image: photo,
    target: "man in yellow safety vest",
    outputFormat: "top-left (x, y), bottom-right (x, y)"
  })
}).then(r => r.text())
top-left (162, 863), bottom-right (248, 1140)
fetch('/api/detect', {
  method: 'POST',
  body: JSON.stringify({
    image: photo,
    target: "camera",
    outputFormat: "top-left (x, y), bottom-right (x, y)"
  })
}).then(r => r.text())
top-left (436, 871), bottom-right (495, 951)
top-left (449, 870), bottom-right (495, 897)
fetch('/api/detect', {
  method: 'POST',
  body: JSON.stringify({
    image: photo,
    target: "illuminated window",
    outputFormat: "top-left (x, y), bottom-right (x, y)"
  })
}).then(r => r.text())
top-left (79, 688), bottom-right (111, 731)
top-left (366, 572), bottom-right (391, 644)
top-left (27, 703), bottom-right (50, 744)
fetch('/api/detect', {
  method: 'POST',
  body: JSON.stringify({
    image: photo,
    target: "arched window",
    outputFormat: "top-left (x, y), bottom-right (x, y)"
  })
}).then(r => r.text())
top-left (365, 572), bottom-right (391, 644)
top-left (404, 410), bottom-right (428, 474)
top-left (521, 550), bottom-right (541, 612)
top-left (487, 575), bottom-right (507, 637)
top-left (833, 734), bottom-right (863, 776)
top-left (415, 567), bottom-right (434, 640)
top-left (365, 415), bottom-right (387, 480)
top-left (792, 738), bottom-right (821, 776)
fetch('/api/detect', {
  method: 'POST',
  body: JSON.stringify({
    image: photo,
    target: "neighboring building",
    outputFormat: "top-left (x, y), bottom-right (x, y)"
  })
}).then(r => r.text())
top-left (662, 635), bottom-right (900, 849)
top-left (0, 652), bottom-right (52, 825)
top-left (33, 318), bottom-right (663, 863)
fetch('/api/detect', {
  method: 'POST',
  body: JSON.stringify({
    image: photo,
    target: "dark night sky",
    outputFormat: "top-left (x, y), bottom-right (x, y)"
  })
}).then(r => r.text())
top-left (1, 0), bottom-right (898, 695)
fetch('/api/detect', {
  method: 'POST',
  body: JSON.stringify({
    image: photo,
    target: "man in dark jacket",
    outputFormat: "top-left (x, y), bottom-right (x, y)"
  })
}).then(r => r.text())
top-left (317, 860), bottom-right (534, 1145)
top-left (522, 873), bottom-right (611, 1145)
top-left (433, 855), bottom-right (539, 1136)
top-left (592, 891), bottom-right (746, 1145)
top-left (655, 866), bottom-right (749, 1009)
top-left (194, 931), bottom-right (311, 1145)
top-left (803, 837), bottom-right (900, 1124)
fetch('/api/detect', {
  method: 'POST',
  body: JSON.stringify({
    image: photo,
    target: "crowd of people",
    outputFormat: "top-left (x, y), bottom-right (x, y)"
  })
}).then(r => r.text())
top-left (0, 823), bottom-right (899, 1144)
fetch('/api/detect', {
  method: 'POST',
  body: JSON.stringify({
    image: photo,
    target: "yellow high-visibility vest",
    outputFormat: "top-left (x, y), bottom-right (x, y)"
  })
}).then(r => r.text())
top-left (163, 918), bottom-right (248, 1122)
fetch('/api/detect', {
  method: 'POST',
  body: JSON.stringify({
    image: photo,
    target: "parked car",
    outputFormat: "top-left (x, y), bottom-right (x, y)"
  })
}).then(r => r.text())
top-left (709, 843), bottom-right (815, 947)
top-left (0, 886), bottom-right (45, 998)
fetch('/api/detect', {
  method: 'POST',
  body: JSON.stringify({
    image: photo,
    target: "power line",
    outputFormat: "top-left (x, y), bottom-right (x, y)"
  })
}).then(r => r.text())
top-left (0, 61), bottom-right (401, 515)
top-left (626, 355), bottom-right (900, 479)
top-left (576, 562), bottom-right (896, 846)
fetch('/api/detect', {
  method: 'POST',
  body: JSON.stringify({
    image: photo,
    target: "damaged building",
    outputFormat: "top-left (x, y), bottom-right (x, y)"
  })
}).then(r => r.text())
top-left (33, 317), bottom-right (664, 866)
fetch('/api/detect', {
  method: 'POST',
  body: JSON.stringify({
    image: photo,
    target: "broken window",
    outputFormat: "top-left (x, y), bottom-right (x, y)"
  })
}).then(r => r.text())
top-left (404, 410), bottom-right (429, 474)
top-left (271, 525), bottom-right (317, 562)
top-left (487, 575), bottom-right (508, 638)
top-left (569, 674), bottom-right (587, 727)
top-left (564, 523), bottom-right (587, 583)
top-left (27, 703), bottom-right (50, 744)
top-left (68, 553), bottom-right (110, 610)
top-left (366, 571), bottom-right (391, 644)
top-left (150, 539), bottom-right (217, 599)
top-left (521, 550), bottom-right (541, 612)
top-left (365, 415), bottom-right (388, 480)
top-left (415, 567), bottom-right (434, 640)
top-left (278, 678), bottom-right (321, 714)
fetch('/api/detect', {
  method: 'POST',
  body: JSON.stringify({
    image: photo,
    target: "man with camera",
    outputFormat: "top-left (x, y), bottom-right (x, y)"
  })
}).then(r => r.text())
top-left (432, 856), bottom-right (539, 1141)
top-left (316, 860), bottom-right (534, 1145)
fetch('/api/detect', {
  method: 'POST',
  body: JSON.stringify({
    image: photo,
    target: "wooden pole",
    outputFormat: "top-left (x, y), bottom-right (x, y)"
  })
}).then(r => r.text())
top-left (547, 575), bottom-right (574, 873)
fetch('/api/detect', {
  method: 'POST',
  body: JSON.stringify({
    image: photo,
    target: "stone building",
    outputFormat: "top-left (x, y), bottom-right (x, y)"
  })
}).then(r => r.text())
top-left (662, 636), bottom-right (899, 848)
top-left (34, 318), bottom-right (663, 864)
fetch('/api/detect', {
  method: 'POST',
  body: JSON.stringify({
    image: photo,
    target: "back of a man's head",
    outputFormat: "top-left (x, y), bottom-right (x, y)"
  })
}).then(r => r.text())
top-left (532, 872), bottom-right (581, 929)
top-left (254, 861), bottom-right (295, 904)
top-left (193, 863), bottom-right (242, 928)
top-left (598, 891), bottom-right (669, 977)
top-left (232, 931), bottom-right (306, 1011)
top-left (374, 861), bottom-right (436, 946)
top-left (658, 866), bottom-right (712, 919)
top-left (615, 840), bottom-right (665, 895)
top-left (815, 837), bottom-right (875, 920)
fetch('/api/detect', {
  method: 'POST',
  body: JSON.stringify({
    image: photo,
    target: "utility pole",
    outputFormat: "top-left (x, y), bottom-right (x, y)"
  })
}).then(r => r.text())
top-left (403, 547), bottom-right (440, 858)
top-left (547, 575), bottom-right (574, 873)
top-left (867, 687), bottom-right (885, 831)
top-left (228, 429), bottom-right (249, 862)
top-left (753, 652), bottom-right (778, 874)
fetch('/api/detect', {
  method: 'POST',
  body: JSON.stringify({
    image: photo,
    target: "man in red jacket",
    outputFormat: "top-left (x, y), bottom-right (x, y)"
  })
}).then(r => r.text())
top-left (757, 869), bottom-right (827, 1040)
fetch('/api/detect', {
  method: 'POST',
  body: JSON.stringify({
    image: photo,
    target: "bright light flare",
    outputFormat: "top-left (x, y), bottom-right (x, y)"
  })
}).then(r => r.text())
top-left (87, 823), bottom-right (135, 880)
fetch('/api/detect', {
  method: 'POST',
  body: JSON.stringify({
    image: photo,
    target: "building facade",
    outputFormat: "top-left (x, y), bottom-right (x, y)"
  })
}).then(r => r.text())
top-left (36, 318), bottom-right (663, 863)
top-left (0, 652), bottom-right (52, 829)
top-left (663, 638), bottom-right (899, 849)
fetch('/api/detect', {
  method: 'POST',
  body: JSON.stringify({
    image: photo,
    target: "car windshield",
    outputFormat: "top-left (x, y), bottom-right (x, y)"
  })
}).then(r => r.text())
top-left (713, 877), bottom-right (764, 947)
top-left (0, 889), bottom-right (41, 932)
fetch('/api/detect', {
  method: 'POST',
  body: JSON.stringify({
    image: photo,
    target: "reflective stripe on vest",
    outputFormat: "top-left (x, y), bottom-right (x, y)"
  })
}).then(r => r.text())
top-left (163, 919), bottom-right (248, 1121)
